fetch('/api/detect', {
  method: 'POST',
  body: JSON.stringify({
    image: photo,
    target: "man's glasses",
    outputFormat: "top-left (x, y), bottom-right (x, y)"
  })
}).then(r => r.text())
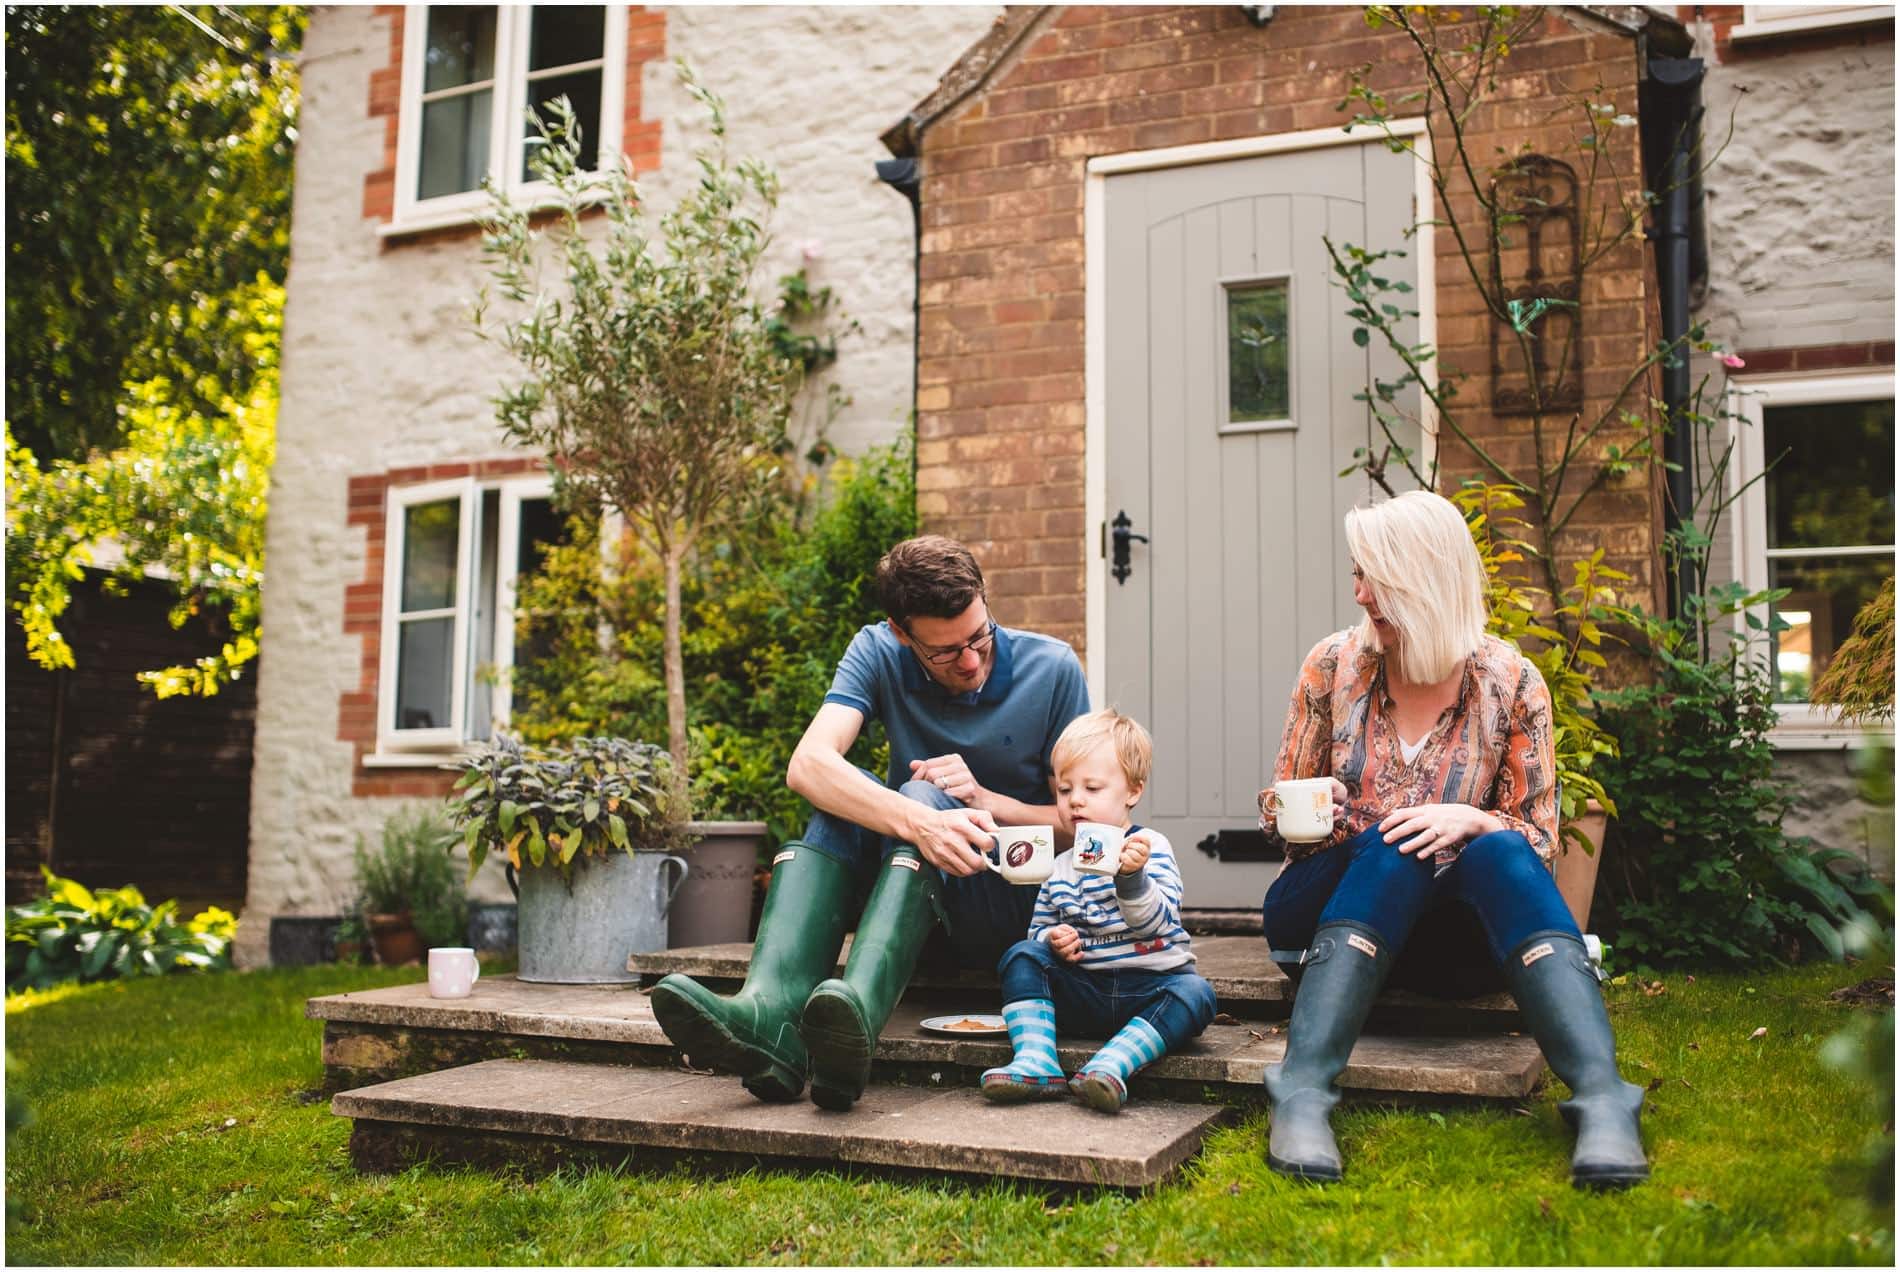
top-left (908, 620), bottom-right (998, 666)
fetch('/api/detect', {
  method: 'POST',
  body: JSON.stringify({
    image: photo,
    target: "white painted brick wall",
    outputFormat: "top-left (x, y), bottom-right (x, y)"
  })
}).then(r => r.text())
top-left (239, 5), bottom-right (1003, 965)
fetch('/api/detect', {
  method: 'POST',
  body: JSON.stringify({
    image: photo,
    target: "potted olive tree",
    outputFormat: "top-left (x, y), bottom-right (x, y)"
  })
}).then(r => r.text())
top-left (446, 735), bottom-right (689, 983)
top-left (474, 69), bottom-right (786, 944)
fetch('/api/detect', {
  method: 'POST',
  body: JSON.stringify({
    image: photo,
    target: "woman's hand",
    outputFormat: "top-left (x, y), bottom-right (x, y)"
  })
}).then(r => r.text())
top-left (1047, 924), bottom-right (1084, 963)
top-left (1325, 776), bottom-right (1349, 822)
top-left (1379, 803), bottom-right (1503, 855)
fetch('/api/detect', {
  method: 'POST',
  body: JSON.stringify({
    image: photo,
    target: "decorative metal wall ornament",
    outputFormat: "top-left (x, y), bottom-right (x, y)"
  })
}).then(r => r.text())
top-left (1488, 155), bottom-right (1583, 416)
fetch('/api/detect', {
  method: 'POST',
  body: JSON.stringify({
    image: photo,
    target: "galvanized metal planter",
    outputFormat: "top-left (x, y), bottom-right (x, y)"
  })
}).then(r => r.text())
top-left (512, 850), bottom-right (689, 984)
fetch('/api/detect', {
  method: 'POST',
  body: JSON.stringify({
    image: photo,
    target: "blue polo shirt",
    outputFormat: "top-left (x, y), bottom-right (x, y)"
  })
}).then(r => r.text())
top-left (823, 623), bottom-right (1092, 806)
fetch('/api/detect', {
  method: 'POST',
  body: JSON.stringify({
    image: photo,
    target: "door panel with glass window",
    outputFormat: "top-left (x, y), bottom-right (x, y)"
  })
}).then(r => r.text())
top-left (1102, 143), bottom-right (1416, 906)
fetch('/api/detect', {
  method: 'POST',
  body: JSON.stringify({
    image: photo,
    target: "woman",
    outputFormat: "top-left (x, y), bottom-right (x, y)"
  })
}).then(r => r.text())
top-left (1257, 490), bottom-right (1646, 1190)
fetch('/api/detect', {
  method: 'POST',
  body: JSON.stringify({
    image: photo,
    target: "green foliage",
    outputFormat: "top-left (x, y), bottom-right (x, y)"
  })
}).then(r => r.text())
top-left (5, 5), bottom-right (304, 461)
top-left (1594, 591), bottom-right (1892, 968)
top-left (4, 868), bottom-right (236, 993)
top-left (507, 433), bottom-right (916, 846)
top-left (4, 283), bottom-right (277, 696)
top-left (1451, 482), bottom-right (1626, 852)
top-left (446, 736), bottom-right (687, 882)
top-left (1812, 574), bottom-right (1896, 726)
top-left (477, 67), bottom-right (805, 771)
top-left (348, 808), bottom-right (468, 949)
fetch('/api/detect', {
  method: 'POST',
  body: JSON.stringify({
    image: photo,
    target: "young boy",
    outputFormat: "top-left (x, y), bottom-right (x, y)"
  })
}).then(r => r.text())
top-left (980, 709), bottom-right (1218, 1112)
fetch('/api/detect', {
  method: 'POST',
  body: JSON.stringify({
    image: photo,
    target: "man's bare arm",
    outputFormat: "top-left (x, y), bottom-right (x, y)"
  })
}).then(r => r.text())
top-left (786, 703), bottom-right (996, 876)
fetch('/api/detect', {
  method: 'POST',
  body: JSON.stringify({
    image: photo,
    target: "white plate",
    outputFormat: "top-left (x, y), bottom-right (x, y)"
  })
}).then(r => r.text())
top-left (919, 1013), bottom-right (1007, 1036)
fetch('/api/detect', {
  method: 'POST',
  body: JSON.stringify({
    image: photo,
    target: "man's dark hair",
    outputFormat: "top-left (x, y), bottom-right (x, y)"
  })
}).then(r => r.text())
top-left (876, 535), bottom-right (986, 625)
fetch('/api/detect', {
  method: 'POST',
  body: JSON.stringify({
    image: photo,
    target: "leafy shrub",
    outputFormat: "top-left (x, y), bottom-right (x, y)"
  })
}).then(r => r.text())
top-left (506, 431), bottom-right (915, 845)
top-left (349, 807), bottom-right (469, 949)
top-left (1453, 481), bottom-right (1626, 854)
top-left (1811, 573), bottom-right (1895, 726)
top-left (446, 735), bottom-right (686, 880)
top-left (4, 868), bottom-right (236, 992)
top-left (1594, 589), bottom-right (1891, 968)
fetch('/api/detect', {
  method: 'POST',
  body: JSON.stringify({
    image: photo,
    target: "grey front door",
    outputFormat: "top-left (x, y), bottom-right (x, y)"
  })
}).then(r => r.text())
top-left (1102, 141), bottom-right (1418, 907)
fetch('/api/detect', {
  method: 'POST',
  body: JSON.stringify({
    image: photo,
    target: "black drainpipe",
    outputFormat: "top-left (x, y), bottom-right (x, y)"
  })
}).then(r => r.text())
top-left (876, 155), bottom-right (923, 486)
top-left (1640, 56), bottom-right (1706, 621)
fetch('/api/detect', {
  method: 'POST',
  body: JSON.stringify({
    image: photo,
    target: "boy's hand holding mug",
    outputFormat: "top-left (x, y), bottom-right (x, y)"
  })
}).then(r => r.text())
top-left (1047, 924), bottom-right (1084, 963)
top-left (1117, 831), bottom-right (1153, 877)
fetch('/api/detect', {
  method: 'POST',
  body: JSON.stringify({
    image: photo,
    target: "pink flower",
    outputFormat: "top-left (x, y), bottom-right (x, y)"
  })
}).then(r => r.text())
top-left (799, 238), bottom-right (825, 264)
top-left (1719, 353), bottom-right (1746, 369)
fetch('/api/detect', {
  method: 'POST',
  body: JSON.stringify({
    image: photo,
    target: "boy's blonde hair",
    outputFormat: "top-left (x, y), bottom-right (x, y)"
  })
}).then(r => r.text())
top-left (1051, 708), bottom-right (1153, 790)
top-left (1343, 490), bottom-right (1488, 684)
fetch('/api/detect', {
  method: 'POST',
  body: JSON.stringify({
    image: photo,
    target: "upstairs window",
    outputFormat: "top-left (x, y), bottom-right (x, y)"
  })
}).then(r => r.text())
top-left (1732, 6), bottom-right (1895, 41)
top-left (378, 475), bottom-right (567, 753)
top-left (393, 5), bottom-right (626, 230)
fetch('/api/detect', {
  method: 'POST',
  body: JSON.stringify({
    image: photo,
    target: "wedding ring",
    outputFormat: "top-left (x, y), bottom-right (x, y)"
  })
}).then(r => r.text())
top-left (936, 775), bottom-right (948, 788)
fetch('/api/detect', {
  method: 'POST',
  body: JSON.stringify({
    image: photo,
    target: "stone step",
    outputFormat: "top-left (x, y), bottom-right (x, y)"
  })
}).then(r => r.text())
top-left (307, 977), bottom-right (1547, 1102)
top-left (627, 934), bottom-right (1523, 1032)
top-left (333, 1058), bottom-right (1229, 1189)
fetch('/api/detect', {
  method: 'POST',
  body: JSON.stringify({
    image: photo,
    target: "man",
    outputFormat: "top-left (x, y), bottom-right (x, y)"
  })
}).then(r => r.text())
top-left (651, 535), bottom-right (1091, 1110)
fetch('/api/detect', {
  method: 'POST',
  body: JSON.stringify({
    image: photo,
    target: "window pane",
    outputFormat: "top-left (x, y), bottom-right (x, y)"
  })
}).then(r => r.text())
top-left (1228, 282), bottom-right (1290, 422)
top-left (512, 498), bottom-right (569, 675)
top-left (522, 69), bottom-right (603, 177)
top-left (1768, 554), bottom-right (1893, 703)
top-left (419, 89), bottom-right (492, 199)
top-left (1764, 398), bottom-right (1894, 550)
top-left (529, 6), bottom-right (604, 71)
top-left (424, 6), bottom-right (496, 93)
top-left (401, 498), bottom-right (460, 612)
top-left (396, 616), bottom-right (455, 730)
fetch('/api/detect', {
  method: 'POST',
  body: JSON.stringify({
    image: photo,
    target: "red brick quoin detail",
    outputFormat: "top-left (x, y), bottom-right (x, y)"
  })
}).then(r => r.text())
top-left (1732, 341), bottom-right (1898, 375)
top-left (341, 458), bottom-right (543, 797)
top-left (363, 5), bottom-right (668, 225)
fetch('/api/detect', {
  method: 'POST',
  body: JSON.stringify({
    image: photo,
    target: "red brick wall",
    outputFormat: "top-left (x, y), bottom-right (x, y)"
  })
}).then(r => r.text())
top-left (340, 458), bottom-right (544, 797)
top-left (913, 5), bottom-right (1661, 654)
top-left (362, 5), bottom-right (667, 231)
top-left (1733, 340), bottom-right (1897, 375)
top-left (1688, 4), bottom-right (1894, 64)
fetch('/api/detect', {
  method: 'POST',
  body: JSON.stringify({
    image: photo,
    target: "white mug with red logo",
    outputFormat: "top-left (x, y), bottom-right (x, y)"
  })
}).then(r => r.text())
top-left (983, 826), bottom-right (1056, 884)
top-left (1266, 777), bottom-right (1336, 843)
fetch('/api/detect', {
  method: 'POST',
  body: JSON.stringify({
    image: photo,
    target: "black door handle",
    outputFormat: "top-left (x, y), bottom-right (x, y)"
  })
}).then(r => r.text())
top-left (1110, 510), bottom-right (1149, 585)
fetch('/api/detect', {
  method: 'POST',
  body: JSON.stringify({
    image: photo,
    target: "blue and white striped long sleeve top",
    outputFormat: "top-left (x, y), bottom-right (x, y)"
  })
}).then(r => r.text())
top-left (1028, 826), bottom-right (1194, 974)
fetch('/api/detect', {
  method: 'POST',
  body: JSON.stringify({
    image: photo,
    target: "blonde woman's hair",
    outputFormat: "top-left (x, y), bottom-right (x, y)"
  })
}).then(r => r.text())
top-left (1343, 490), bottom-right (1487, 684)
top-left (1051, 708), bottom-right (1153, 790)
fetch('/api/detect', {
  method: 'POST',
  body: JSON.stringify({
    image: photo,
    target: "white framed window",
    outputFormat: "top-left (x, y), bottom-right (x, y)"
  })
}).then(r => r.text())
top-left (375, 473), bottom-right (564, 757)
top-left (1732, 5), bottom-right (1894, 41)
top-left (388, 5), bottom-right (628, 235)
top-left (1728, 370), bottom-right (1895, 745)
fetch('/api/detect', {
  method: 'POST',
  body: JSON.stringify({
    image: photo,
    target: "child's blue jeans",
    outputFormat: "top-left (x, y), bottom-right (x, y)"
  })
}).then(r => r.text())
top-left (1262, 824), bottom-right (1579, 998)
top-left (996, 938), bottom-right (1218, 1051)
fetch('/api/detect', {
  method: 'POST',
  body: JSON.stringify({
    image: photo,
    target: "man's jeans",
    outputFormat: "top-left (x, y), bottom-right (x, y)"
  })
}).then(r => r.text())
top-left (798, 767), bottom-right (1038, 971)
top-left (1261, 825), bottom-right (1579, 998)
top-left (997, 938), bottom-right (1218, 1050)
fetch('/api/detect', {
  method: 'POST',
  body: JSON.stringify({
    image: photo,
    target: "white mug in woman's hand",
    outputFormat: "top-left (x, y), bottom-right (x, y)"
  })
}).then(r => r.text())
top-left (1267, 778), bottom-right (1336, 843)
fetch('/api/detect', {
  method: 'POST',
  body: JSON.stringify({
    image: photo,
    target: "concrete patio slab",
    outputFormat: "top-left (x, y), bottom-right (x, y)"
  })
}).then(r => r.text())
top-left (307, 978), bottom-right (1547, 1099)
top-left (333, 1058), bottom-right (1230, 1188)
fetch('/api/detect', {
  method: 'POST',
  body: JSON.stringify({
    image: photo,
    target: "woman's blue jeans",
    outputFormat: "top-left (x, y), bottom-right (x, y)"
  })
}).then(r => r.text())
top-left (997, 939), bottom-right (1218, 1050)
top-left (1261, 825), bottom-right (1579, 998)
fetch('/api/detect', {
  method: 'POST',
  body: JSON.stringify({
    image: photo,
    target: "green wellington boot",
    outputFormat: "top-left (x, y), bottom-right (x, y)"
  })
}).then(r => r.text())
top-left (1504, 932), bottom-right (1650, 1190)
top-left (649, 843), bottom-right (853, 1103)
top-left (801, 849), bottom-right (943, 1111)
top-left (1263, 920), bottom-right (1393, 1181)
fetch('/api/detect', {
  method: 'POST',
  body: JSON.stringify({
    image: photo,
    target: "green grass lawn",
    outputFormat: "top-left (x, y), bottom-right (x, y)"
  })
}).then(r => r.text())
top-left (5, 960), bottom-right (1892, 1265)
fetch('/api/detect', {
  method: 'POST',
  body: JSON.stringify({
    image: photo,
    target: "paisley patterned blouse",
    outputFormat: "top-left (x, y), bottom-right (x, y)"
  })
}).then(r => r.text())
top-left (1256, 627), bottom-right (1559, 867)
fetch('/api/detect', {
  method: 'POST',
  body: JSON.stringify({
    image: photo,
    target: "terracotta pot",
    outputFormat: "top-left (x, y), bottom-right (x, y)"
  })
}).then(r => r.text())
top-left (366, 912), bottom-right (425, 966)
top-left (1553, 800), bottom-right (1608, 932)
